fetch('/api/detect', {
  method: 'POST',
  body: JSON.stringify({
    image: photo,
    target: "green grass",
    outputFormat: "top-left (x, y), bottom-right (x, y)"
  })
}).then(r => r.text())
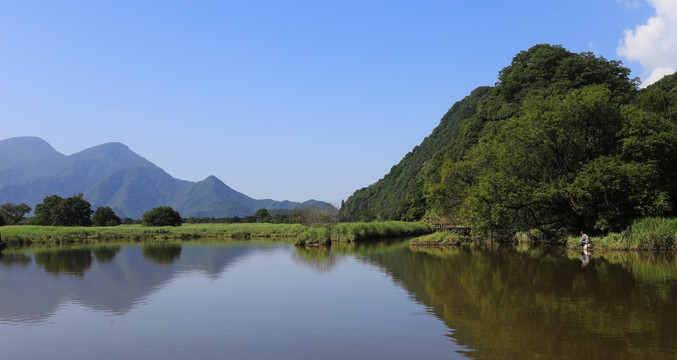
top-left (0, 222), bottom-right (433, 246)
top-left (565, 217), bottom-right (677, 250)
top-left (0, 223), bottom-right (306, 244)
top-left (409, 231), bottom-right (469, 246)
top-left (295, 221), bottom-right (435, 246)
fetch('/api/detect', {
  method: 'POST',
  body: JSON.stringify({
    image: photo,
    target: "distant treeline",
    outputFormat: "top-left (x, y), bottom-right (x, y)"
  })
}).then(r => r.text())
top-left (1, 196), bottom-right (339, 228)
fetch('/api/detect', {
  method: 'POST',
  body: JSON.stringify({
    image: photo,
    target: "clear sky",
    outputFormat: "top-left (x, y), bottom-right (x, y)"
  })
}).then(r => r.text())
top-left (1, 0), bottom-right (676, 206)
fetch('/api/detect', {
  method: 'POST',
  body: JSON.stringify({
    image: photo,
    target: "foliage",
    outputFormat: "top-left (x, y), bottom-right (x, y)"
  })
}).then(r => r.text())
top-left (0, 202), bottom-right (31, 225)
top-left (342, 44), bottom-right (642, 226)
top-left (92, 206), bottom-right (122, 227)
top-left (564, 217), bottom-right (677, 250)
top-left (409, 231), bottom-right (467, 246)
top-left (28, 193), bottom-right (93, 226)
top-left (340, 43), bottom-right (677, 239)
top-left (339, 86), bottom-right (492, 221)
top-left (0, 223), bottom-right (307, 244)
top-left (254, 208), bottom-right (271, 223)
top-left (142, 206), bottom-right (182, 227)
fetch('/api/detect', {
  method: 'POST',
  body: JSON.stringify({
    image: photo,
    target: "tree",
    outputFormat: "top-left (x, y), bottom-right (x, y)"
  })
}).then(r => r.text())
top-left (0, 202), bottom-right (31, 225)
top-left (54, 194), bottom-right (93, 226)
top-left (254, 208), bottom-right (271, 223)
top-left (428, 84), bottom-right (676, 237)
top-left (142, 206), bottom-right (182, 226)
top-left (92, 206), bottom-right (122, 226)
top-left (31, 194), bottom-right (63, 225)
top-left (29, 194), bottom-right (93, 226)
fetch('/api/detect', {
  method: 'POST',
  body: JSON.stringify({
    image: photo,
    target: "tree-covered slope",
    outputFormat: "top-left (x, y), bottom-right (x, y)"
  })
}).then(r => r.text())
top-left (418, 45), bottom-right (676, 237)
top-left (339, 86), bottom-right (491, 220)
top-left (341, 44), bottom-right (645, 229)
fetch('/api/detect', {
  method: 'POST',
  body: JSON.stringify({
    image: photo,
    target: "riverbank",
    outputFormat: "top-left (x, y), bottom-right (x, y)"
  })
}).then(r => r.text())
top-left (565, 217), bottom-right (677, 250)
top-left (409, 217), bottom-right (677, 251)
top-left (0, 223), bottom-right (306, 244)
top-left (0, 221), bottom-right (435, 246)
top-left (296, 221), bottom-right (434, 246)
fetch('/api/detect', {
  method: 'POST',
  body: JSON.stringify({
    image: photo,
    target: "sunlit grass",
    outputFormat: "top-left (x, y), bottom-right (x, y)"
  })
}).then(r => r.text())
top-left (0, 223), bottom-right (306, 244)
top-left (565, 217), bottom-right (677, 250)
top-left (296, 221), bottom-right (434, 246)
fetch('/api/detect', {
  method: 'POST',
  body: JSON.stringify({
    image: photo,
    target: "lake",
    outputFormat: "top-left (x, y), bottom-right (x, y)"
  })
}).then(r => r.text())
top-left (1, 240), bottom-right (676, 359)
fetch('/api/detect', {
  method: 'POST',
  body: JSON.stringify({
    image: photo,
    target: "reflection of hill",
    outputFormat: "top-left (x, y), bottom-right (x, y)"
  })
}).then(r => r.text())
top-left (358, 245), bottom-right (677, 359)
top-left (0, 243), bottom-right (276, 323)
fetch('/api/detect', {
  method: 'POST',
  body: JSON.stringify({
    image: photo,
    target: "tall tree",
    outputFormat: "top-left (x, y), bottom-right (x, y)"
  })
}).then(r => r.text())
top-left (0, 202), bottom-right (32, 225)
top-left (142, 206), bottom-right (182, 226)
top-left (30, 194), bottom-right (93, 226)
top-left (92, 206), bottom-right (122, 226)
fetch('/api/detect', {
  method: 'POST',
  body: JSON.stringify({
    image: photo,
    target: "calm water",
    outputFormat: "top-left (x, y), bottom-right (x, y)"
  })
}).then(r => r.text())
top-left (1, 240), bottom-right (676, 359)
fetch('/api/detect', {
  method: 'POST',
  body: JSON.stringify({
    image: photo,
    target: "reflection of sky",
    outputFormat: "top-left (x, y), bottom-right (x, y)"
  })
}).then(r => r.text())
top-left (1, 243), bottom-right (466, 360)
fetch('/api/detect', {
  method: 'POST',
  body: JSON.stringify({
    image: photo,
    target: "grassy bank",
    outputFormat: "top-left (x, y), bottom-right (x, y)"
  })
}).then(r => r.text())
top-left (409, 231), bottom-right (471, 247)
top-left (0, 222), bottom-right (433, 246)
top-left (0, 223), bottom-right (306, 244)
top-left (295, 221), bottom-right (434, 246)
top-left (566, 217), bottom-right (677, 250)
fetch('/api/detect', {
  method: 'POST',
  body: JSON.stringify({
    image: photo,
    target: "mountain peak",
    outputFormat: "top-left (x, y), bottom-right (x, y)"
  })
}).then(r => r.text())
top-left (0, 137), bottom-right (334, 218)
top-left (69, 142), bottom-right (154, 169)
top-left (0, 136), bottom-right (65, 165)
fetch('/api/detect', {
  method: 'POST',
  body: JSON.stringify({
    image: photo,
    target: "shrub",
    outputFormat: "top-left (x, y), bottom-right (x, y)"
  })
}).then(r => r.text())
top-left (142, 206), bottom-right (182, 227)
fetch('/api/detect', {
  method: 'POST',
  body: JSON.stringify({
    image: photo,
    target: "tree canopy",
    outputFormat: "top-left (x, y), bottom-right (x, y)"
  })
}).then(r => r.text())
top-left (92, 206), bottom-right (122, 227)
top-left (142, 206), bottom-right (182, 227)
top-left (29, 194), bottom-right (93, 226)
top-left (0, 202), bottom-right (31, 225)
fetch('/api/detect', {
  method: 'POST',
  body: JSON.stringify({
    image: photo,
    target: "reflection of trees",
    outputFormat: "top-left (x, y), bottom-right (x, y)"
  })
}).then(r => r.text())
top-left (92, 246), bottom-right (121, 263)
top-left (142, 243), bottom-right (182, 264)
top-left (34, 248), bottom-right (93, 277)
top-left (292, 247), bottom-right (341, 273)
top-left (363, 245), bottom-right (677, 359)
top-left (292, 239), bottom-right (410, 273)
top-left (0, 253), bottom-right (32, 267)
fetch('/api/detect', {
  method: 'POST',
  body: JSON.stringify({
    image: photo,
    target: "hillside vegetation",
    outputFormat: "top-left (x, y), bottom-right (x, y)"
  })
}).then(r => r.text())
top-left (341, 44), bottom-right (677, 238)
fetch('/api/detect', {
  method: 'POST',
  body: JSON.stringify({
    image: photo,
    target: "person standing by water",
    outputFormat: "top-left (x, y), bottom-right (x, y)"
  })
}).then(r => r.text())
top-left (579, 231), bottom-right (591, 249)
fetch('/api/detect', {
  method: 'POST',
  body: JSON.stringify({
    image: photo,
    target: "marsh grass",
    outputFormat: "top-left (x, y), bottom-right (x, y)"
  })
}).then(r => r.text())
top-left (329, 222), bottom-right (433, 242)
top-left (565, 217), bottom-right (677, 250)
top-left (0, 222), bottom-right (431, 246)
top-left (409, 231), bottom-right (468, 247)
top-left (295, 221), bottom-right (434, 246)
top-left (0, 223), bottom-right (306, 244)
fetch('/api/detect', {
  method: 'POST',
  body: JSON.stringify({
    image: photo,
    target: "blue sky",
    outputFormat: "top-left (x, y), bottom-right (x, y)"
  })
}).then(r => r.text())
top-left (1, 0), bottom-right (675, 206)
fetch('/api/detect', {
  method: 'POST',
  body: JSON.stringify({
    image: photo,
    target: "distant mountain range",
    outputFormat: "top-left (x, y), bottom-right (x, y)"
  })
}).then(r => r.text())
top-left (0, 136), bottom-right (333, 219)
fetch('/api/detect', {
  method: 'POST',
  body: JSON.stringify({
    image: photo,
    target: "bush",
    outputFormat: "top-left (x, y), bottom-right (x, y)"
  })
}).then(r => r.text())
top-left (92, 206), bottom-right (122, 226)
top-left (142, 206), bottom-right (182, 227)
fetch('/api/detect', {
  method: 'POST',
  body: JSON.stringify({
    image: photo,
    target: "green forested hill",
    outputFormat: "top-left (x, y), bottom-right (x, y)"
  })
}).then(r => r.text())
top-left (339, 86), bottom-right (491, 221)
top-left (341, 44), bottom-right (677, 237)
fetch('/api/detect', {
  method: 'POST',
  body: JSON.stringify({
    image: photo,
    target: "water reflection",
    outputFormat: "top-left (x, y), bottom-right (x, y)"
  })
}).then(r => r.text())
top-left (1, 240), bottom-right (676, 359)
top-left (92, 245), bottom-right (121, 263)
top-left (580, 250), bottom-right (591, 267)
top-left (0, 243), bottom-right (266, 323)
top-left (291, 246), bottom-right (342, 273)
top-left (142, 243), bottom-right (182, 264)
top-left (34, 248), bottom-right (93, 277)
top-left (366, 245), bottom-right (677, 359)
top-left (0, 252), bottom-right (32, 267)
